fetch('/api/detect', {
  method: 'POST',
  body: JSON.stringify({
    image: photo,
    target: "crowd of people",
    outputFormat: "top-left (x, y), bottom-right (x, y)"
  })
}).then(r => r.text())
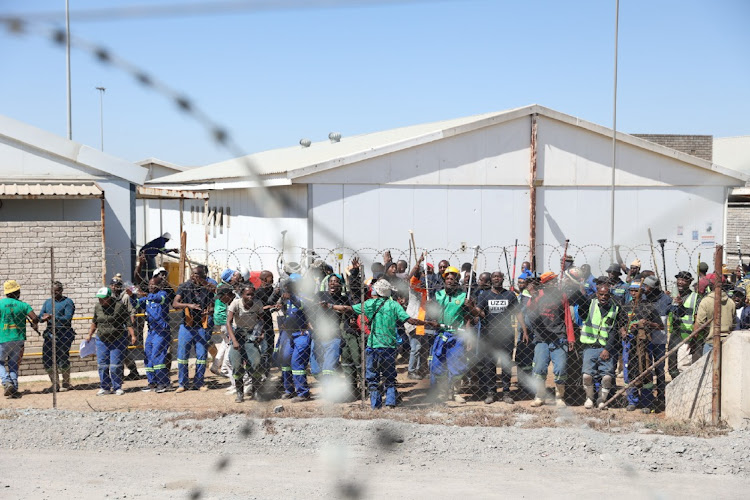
top-left (1, 238), bottom-right (748, 415)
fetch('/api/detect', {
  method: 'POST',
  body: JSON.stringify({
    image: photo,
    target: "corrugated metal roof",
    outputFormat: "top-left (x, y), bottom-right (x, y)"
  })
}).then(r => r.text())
top-left (147, 109), bottom-right (512, 185)
top-left (146, 104), bottom-right (749, 186)
top-left (0, 182), bottom-right (103, 199)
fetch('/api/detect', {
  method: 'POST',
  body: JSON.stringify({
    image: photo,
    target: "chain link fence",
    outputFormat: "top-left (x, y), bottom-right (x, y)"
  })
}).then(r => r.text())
top-left (1, 240), bottom-right (735, 419)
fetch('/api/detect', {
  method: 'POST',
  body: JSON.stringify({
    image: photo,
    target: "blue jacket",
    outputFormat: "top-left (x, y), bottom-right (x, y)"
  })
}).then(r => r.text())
top-left (40, 296), bottom-right (75, 334)
top-left (136, 291), bottom-right (171, 332)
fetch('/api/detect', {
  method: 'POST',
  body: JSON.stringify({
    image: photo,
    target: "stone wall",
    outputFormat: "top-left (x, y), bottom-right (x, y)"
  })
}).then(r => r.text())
top-left (0, 220), bottom-right (103, 376)
top-left (632, 134), bottom-right (713, 162)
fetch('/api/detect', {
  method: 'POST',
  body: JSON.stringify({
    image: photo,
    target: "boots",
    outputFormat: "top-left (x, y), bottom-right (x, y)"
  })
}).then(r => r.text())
top-left (44, 372), bottom-right (58, 393)
top-left (583, 374), bottom-right (595, 409)
top-left (598, 375), bottom-right (613, 410)
top-left (530, 383), bottom-right (546, 407)
top-left (60, 370), bottom-right (71, 392)
top-left (555, 384), bottom-right (567, 407)
top-left (234, 378), bottom-right (244, 403)
top-left (452, 381), bottom-right (466, 404)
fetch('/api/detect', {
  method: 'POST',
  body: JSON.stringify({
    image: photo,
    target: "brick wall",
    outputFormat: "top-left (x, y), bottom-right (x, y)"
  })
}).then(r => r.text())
top-left (632, 134), bottom-right (713, 162)
top-left (0, 220), bottom-right (104, 376)
top-left (726, 204), bottom-right (750, 270)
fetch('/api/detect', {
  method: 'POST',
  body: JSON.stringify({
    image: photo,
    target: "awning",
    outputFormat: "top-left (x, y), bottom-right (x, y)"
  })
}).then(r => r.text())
top-left (0, 182), bottom-right (104, 199)
top-left (137, 186), bottom-right (209, 200)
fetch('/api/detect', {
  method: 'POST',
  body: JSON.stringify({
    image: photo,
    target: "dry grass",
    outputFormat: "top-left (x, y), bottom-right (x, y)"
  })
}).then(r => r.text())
top-left (644, 418), bottom-right (730, 438)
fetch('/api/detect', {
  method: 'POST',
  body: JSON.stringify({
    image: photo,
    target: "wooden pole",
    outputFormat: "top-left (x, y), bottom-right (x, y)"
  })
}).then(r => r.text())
top-left (179, 231), bottom-right (187, 283)
top-left (711, 245), bottom-right (723, 425)
top-left (529, 114), bottom-right (538, 268)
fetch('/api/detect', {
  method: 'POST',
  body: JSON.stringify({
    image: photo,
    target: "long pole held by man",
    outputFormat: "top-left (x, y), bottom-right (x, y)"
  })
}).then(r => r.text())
top-left (657, 238), bottom-right (668, 290)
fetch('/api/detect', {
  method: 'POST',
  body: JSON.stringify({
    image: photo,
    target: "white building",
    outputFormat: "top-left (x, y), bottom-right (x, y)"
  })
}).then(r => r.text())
top-left (0, 113), bottom-right (149, 279)
top-left (145, 105), bottom-right (747, 281)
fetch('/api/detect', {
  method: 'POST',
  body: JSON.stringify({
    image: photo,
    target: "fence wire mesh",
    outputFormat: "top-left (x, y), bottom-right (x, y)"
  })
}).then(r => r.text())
top-left (1, 241), bottom-right (743, 420)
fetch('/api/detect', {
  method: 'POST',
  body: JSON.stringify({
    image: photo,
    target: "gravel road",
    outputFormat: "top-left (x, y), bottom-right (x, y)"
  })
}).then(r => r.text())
top-left (1, 408), bottom-right (748, 499)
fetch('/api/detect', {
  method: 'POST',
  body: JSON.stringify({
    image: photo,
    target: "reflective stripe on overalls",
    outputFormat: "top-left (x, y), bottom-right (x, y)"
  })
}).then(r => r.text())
top-left (580, 300), bottom-right (618, 346)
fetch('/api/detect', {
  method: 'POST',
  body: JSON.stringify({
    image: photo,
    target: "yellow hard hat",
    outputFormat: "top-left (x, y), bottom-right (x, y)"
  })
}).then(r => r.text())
top-left (442, 266), bottom-right (460, 278)
top-left (3, 280), bottom-right (20, 295)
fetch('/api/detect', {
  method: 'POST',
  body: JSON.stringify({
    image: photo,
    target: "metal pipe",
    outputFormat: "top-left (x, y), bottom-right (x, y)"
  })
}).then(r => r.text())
top-left (712, 245), bottom-right (723, 425)
top-left (96, 86), bottom-right (105, 151)
top-left (609, 0), bottom-right (620, 259)
top-left (204, 198), bottom-right (209, 265)
top-left (51, 247), bottom-right (57, 408)
top-left (602, 317), bottom-right (711, 409)
top-left (359, 264), bottom-right (366, 404)
top-left (529, 114), bottom-right (538, 267)
top-left (100, 195), bottom-right (107, 285)
top-left (66, 0), bottom-right (72, 139)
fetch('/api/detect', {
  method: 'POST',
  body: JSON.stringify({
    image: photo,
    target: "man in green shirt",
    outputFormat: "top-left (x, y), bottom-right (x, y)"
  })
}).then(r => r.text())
top-left (331, 279), bottom-right (436, 409)
top-left (0, 280), bottom-right (39, 398)
top-left (429, 266), bottom-right (472, 403)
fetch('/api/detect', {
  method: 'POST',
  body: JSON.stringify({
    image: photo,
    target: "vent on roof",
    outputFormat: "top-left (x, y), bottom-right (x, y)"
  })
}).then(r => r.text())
top-left (299, 138), bottom-right (311, 148)
top-left (328, 132), bottom-right (341, 143)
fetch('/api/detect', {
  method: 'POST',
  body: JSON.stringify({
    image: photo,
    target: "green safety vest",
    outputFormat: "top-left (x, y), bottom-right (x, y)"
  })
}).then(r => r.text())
top-left (580, 300), bottom-right (619, 346)
top-left (673, 291), bottom-right (698, 339)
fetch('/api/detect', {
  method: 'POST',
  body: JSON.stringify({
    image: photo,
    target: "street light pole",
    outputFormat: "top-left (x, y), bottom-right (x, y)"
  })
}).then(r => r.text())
top-left (96, 86), bottom-right (105, 151)
top-left (66, 0), bottom-right (72, 139)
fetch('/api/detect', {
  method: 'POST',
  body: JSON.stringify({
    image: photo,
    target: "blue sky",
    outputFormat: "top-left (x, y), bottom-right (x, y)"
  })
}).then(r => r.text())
top-left (1, 0), bottom-right (748, 167)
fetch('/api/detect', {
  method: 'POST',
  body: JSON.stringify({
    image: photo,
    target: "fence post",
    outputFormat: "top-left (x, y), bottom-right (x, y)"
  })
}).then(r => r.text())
top-left (711, 245), bottom-right (723, 425)
top-left (50, 246), bottom-right (57, 409)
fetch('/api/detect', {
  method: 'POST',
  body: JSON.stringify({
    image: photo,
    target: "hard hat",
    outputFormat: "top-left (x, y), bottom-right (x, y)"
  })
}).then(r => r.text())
top-left (564, 267), bottom-right (583, 282)
top-left (373, 279), bottom-right (394, 298)
top-left (540, 271), bottom-right (558, 284)
top-left (240, 266), bottom-right (250, 281)
top-left (3, 280), bottom-right (20, 295)
top-left (442, 266), bottom-right (460, 278)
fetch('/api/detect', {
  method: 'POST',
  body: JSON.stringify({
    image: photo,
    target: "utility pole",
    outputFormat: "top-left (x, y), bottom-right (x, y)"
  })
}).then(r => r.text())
top-left (66, 0), bottom-right (72, 139)
top-left (96, 87), bottom-right (105, 151)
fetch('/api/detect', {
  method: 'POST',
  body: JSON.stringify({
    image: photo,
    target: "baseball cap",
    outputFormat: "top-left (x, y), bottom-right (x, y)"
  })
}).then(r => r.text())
top-left (153, 267), bottom-right (167, 277)
top-left (95, 287), bottom-right (112, 299)
top-left (675, 271), bottom-right (693, 280)
top-left (3, 280), bottom-right (20, 295)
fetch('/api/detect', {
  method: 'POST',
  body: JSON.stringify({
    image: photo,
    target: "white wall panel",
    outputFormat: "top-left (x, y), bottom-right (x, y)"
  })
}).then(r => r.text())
top-left (538, 117), bottom-right (740, 187)
top-left (296, 117), bottom-right (531, 186)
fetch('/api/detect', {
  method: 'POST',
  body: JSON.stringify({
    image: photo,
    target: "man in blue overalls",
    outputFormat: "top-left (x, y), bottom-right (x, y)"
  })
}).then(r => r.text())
top-left (135, 278), bottom-right (172, 392)
top-left (172, 265), bottom-right (215, 392)
top-left (277, 274), bottom-right (313, 401)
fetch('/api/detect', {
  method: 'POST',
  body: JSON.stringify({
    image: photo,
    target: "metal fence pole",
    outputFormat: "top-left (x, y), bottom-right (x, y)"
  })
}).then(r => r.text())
top-left (711, 245), bottom-right (723, 425)
top-left (51, 246), bottom-right (57, 409)
top-left (359, 264), bottom-right (366, 405)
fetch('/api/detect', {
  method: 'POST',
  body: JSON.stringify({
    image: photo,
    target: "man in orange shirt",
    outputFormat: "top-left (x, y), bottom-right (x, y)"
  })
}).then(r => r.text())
top-left (406, 253), bottom-right (439, 379)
